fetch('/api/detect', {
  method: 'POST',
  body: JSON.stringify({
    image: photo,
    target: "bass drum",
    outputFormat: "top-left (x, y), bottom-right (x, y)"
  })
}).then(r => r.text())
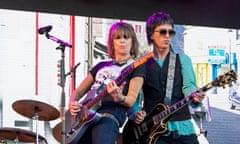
top-left (52, 111), bottom-right (72, 143)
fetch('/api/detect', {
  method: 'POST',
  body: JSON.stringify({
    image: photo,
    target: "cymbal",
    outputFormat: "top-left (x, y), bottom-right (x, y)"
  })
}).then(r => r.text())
top-left (0, 127), bottom-right (47, 143)
top-left (12, 99), bottom-right (60, 121)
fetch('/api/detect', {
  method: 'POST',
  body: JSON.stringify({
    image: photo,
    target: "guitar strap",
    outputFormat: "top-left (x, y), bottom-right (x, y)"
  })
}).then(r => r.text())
top-left (164, 52), bottom-right (176, 105)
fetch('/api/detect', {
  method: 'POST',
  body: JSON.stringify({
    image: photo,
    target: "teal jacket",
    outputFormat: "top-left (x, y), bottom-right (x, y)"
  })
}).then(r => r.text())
top-left (129, 53), bottom-right (201, 135)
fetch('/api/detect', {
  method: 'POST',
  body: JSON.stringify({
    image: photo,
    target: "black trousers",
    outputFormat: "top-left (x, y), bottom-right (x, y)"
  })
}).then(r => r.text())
top-left (122, 120), bottom-right (199, 144)
top-left (155, 132), bottom-right (199, 144)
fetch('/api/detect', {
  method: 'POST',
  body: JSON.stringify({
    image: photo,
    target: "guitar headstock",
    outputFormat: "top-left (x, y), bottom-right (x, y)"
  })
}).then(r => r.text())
top-left (212, 70), bottom-right (238, 88)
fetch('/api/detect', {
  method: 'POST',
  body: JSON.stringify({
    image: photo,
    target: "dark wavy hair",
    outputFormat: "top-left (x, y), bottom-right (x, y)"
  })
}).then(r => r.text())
top-left (107, 21), bottom-right (139, 59)
top-left (146, 12), bottom-right (174, 45)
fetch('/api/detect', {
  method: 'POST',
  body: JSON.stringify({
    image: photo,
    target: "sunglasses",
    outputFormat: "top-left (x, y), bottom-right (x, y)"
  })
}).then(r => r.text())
top-left (154, 29), bottom-right (176, 37)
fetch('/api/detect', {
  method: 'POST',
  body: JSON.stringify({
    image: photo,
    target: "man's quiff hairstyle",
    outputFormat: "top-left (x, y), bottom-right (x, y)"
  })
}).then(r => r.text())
top-left (146, 12), bottom-right (174, 45)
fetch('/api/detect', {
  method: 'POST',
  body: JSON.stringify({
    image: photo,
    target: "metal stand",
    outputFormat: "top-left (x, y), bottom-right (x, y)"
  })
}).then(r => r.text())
top-left (44, 32), bottom-right (72, 144)
top-left (56, 45), bottom-right (80, 144)
top-left (195, 110), bottom-right (208, 137)
top-left (57, 45), bottom-right (67, 144)
top-left (40, 28), bottom-right (80, 144)
top-left (65, 62), bottom-right (81, 89)
top-left (33, 112), bottom-right (39, 144)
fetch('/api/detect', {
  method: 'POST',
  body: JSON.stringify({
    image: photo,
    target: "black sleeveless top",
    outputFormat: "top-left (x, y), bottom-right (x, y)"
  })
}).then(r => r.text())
top-left (142, 53), bottom-right (191, 121)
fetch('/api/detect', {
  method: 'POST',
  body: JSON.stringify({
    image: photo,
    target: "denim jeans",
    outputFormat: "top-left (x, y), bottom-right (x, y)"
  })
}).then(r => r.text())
top-left (77, 116), bottom-right (119, 144)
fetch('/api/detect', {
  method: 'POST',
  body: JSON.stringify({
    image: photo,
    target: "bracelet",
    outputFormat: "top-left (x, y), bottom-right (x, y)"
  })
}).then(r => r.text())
top-left (119, 95), bottom-right (126, 103)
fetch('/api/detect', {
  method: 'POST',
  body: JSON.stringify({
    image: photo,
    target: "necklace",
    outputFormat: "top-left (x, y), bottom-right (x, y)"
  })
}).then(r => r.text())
top-left (114, 56), bottom-right (133, 64)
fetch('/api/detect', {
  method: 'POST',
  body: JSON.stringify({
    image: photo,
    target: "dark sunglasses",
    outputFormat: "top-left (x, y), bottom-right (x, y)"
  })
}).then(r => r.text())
top-left (154, 29), bottom-right (176, 37)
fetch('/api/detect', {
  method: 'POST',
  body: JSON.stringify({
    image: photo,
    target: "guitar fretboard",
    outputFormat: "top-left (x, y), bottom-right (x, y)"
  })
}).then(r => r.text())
top-left (154, 82), bottom-right (214, 122)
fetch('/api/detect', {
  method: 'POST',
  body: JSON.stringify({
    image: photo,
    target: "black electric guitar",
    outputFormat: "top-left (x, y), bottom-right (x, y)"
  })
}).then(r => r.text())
top-left (65, 52), bottom-right (153, 144)
top-left (125, 70), bottom-right (237, 144)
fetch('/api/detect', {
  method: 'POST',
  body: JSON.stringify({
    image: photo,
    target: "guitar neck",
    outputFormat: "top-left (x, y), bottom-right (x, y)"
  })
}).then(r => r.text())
top-left (153, 81), bottom-right (214, 122)
top-left (85, 65), bottom-right (134, 109)
top-left (146, 70), bottom-right (237, 126)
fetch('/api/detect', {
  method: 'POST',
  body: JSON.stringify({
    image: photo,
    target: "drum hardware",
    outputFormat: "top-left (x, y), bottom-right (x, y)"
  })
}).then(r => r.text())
top-left (0, 127), bottom-right (47, 143)
top-left (0, 137), bottom-right (7, 144)
top-left (12, 99), bottom-right (60, 144)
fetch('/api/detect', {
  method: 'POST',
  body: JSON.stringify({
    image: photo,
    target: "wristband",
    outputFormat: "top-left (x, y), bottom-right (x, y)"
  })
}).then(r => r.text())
top-left (119, 95), bottom-right (126, 103)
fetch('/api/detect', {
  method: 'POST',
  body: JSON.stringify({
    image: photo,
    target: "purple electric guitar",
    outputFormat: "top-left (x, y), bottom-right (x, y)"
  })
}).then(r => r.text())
top-left (66, 52), bottom-right (153, 144)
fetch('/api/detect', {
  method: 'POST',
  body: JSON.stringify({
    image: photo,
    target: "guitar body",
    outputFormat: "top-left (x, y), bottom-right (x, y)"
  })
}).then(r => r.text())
top-left (66, 110), bottom-right (102, 144)
top-left (123, 103), bottom-right (171, 144)
top-left (122, 70), bottom-right (237, 144)
top-left (66, 88), bottom-right (104, 143)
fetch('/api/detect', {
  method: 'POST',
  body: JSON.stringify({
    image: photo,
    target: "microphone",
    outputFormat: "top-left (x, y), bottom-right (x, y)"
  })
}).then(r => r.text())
top-left (38, 25), bottom-right (52, 34)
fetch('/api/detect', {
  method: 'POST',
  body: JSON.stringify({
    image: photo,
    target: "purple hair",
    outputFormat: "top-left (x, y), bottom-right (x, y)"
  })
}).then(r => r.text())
top-left (146, 12), bottom-right (174, 45)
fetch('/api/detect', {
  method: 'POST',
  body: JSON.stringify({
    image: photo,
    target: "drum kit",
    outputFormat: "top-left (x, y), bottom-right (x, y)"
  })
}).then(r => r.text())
top-left (0, 99), bottom-right (64, 144)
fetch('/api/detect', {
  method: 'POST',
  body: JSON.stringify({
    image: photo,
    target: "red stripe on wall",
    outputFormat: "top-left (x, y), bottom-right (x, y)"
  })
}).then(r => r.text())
top-left (70, 16), bottom-right (75, 94)
top-left (35, 12), bottom-right (39, 96)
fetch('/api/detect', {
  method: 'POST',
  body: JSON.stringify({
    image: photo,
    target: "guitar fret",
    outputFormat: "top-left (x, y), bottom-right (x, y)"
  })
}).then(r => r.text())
top-left (158, 113), bottom-right (164, 119)
top-left (173, 104), bottom-right (177, 110)
top-left (182, 98), bottom-right (188, 104)
top-left (115, 66), bottom-right (133, 84)
top-left (163, 111), bottom-right (168, 117)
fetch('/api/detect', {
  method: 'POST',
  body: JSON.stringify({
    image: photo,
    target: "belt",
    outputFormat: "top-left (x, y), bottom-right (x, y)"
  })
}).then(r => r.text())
top-left (101, 113), bottom-right (120, 126)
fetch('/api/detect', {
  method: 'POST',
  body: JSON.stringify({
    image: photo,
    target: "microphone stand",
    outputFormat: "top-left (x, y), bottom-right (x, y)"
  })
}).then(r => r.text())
top-left (45, 33), bottom-right (72, 144)
top-left (65, 62), bottom-right (81, 89)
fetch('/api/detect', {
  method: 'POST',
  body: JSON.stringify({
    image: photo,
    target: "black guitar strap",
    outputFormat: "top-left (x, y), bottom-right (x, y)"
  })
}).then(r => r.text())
top-left (164, 52), bottom-right (176, 105)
